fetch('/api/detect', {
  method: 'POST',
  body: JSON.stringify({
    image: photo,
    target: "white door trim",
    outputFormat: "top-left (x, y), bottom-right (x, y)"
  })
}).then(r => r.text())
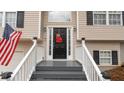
top-left (46, 26), bottom-right (73, 60)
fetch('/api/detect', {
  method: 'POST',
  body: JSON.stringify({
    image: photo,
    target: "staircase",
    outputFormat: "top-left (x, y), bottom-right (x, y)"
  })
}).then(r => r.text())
top-left (30, 61), bottom-right (87, 81)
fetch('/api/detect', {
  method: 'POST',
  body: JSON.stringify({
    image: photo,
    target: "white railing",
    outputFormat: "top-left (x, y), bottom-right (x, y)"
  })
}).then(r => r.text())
top-left (76, 39), bottom-right (105, 81)
top-left (8, 39), bottom-right (37, 81)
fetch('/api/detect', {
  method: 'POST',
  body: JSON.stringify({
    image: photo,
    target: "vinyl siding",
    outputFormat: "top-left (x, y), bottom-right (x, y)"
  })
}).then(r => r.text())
top-left (0, 11), bottom-right (41, 39)
top-left (0, 40), bottom-right (32, 74)
top-left (120, 43), bottom-right (124, 64)
top-left (42, 11), bottom-right (77, 60)
top-left (17, 11), bottom-right (41, 39)
top-left (0, 27), bottom-right (4, 38)
top-left (78, 11), bottom-right (124, 40)
top-left (86, 41), bottom-right (121, 66)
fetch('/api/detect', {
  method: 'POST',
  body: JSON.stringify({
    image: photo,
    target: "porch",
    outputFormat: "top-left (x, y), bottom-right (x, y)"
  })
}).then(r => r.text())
top-left (0, 38), bottom-right (109, 81)
top-left (30, 60), bottom-right (87, 81)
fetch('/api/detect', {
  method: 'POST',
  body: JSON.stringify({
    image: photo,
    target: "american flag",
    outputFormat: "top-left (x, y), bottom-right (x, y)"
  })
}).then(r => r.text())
top-left (0, 23), bottom-right (22, 66)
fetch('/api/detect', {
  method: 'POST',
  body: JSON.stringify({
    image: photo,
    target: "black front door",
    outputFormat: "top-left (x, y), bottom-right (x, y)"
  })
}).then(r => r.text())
top-left (53, 28), bottom-right (67, 59)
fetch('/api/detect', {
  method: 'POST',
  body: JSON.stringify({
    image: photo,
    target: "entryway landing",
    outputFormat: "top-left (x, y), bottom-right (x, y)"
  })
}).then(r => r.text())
top-left (37, 60), bottom-right (82, 67)
top-left (30, 60), bottom-right (87, 81)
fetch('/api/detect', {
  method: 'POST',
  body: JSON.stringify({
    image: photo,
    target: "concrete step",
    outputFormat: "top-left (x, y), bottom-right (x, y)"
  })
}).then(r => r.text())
top-left (31, 77), bottom-right (86, 81)
top-left (30, 60), bottom-right (87, 81)
top-left (31, 71), bottom-right (87, 80)
top-left (36, 66), bottom-right (82, 71)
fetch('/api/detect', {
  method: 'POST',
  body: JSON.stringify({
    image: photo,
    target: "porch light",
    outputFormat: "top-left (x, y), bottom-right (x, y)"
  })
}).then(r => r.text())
top-left (43, 27), bottom-right (46, 32)
top-left (73, 27), bottom-right (76, 32)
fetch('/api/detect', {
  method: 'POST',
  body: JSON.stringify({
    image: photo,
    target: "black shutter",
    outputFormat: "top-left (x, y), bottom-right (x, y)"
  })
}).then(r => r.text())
top-left (93, 50), bottom-right (99, 65)
top-left (16, 11), bottom-right (24, 28)
top-left (112, 51), bottom-right (118, 65)
top-left (87, 11), bottom-right (93, 25)
top-left (122, 11), bottom-right (124, 26)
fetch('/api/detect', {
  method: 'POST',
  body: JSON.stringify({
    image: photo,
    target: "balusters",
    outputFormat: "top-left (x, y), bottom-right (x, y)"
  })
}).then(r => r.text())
top-left (9, 40), bottom-right (37, 81)
top-left (76, 40), bottom-right (104, 81)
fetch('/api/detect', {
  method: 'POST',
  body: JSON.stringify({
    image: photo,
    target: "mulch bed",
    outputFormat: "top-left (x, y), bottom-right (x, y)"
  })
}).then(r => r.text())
top-left (105, 66), bottom-right (124, 81)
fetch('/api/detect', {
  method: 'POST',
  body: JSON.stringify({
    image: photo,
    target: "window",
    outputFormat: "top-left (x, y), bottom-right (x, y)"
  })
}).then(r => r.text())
top-left (0, 12), bottom-right (17, 27)
top-left (48, 11), bottom-right (71, 22)
top-left (0, 12), bottom-right (2, 26)
top-left (109, 11), bottom-right (122, 25)
top-left (99, 50), bottom-right (112, 65)
top-left (93, 11), bottom-right (122, 25)
top-left (5, 12), bottom-right (16, 27)
top-left (93, 11), bottom-right (106, 25)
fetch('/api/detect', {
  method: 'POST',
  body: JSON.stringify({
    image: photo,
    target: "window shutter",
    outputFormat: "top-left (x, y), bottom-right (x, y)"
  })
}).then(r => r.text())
top-left (93, 50), bottom-right (99, 65)
top-left (122, 11), bottom-right (124, 26)
top-left (87, 11), bottom-right (93, 25)
top-left (16, 11), bottom-right (24, 28)
top-left (112, 51), bottom-right (118, 65)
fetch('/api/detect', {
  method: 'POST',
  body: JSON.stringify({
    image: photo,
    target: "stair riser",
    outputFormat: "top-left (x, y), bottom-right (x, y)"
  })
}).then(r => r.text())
top-left (36, 67), bottom-right (82, 71)
top-left (30, 61), bottom-right (87, 81)
top-left (30, 79), bottom-right (85, 81)
top-left (31, 74), bottom-right (86, 79)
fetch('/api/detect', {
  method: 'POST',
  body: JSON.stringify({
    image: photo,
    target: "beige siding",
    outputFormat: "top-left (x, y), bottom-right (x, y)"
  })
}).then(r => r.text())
top-left (41, 31), bottom-right (47, 60)
top-left (42, 11), bottom-right (77, 60)
top-left (78, 11), bottom-right (124, 40)
top-left (0, 40), bottom-right (32, 74)
top-left (99, 66), bottom-right (119, 72)
top-left (0, 51), bottom-right (24, 74)
top-left (84, 41), bottom-right (122, 71)
top-left (0, 27), bottom-right (4, 38)
top-left (16, 11), bottom-right (40, 39)
top-left (73, 31), bottom-right (77, 60)
top-left (86, 41), bottom-right (121, 65)
top-left (1, 11), bottom-right (124, 72)
top-left (0, 11), bottom-right (41, 39)
top-left (120, 43), bottom-right (124, 64)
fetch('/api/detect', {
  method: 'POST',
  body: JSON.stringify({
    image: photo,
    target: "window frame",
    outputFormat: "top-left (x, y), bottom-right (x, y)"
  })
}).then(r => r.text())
top-left (0, 12), bottom-right (3, 26)
top-left (48, 11), bottom-right (72, 22)
top-left (93, 11), bottom-right (123, 26)
top-left (99, 50), bottom-right (112, 65)
top-left (0, 11), bottom-right (17, 27)
top-left (93, 11), bottom-right (106, 25)
top-left (108, 11), bottom-right (122, 26)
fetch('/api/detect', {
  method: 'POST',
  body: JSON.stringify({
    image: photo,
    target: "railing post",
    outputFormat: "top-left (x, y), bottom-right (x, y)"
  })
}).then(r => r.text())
top-left (80, 37), bottom-right (105, 81)
top-left (8, 38), bottom-right (38, 81)
top-left (82, 38), bottom-right (85, 65)
top-left (81, 38), bottom-right (85, 47)
top-left (33, 37), bottom-right (37, 70)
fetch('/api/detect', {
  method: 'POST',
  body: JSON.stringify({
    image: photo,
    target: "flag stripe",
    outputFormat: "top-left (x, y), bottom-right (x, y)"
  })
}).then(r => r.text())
top-left (0, 39), bottom-right (7, 53)
top-left (10, 31), bottom-right (17, 38)
top-left (0, 23), bottom-right (22, 66)
top-left (0, 32), bottom-right (19, 61)
top-left (1, 32), bottom-right (21, 65)
top-left (0, 38), bottom-right (5, 46)
top-left (0, 33), bottom-right (18, 65)
top-left (5, 32), bottom-right (22, 66)
top-left (0, 40), bottom-right (11, 61)
top-left (4, 32), bottom-right (21, 65)
top-left (1, 33), bottom-right (19, 65)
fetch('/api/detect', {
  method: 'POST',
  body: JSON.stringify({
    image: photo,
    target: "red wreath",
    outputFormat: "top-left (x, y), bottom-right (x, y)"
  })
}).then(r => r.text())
top-left (56, 33), bottom-right (63, 43)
